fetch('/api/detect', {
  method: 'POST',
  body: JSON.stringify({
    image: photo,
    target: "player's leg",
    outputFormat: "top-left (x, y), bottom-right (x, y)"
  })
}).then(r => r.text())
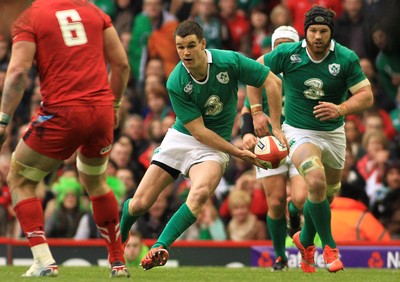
top-left (141, 161), bottom-right (223, 270)
top-left (322, 165), bottom-right (344, 272)
top-left (9, 140), bottom-right (62, 277)
top-left (77, 153), bottom-right (130, 278)
top-left (121, 163), bottom-right (176, 243)
top-left (287, 173), bottom-right (307, 237)
top-left (260, 172), bottom-right (288, 271)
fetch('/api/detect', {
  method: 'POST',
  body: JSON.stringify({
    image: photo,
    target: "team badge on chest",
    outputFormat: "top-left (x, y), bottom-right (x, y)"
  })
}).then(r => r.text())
top-left (216, 72), bottom-right (229, 84)
top-left (328, 63), bottom-right (340, 76)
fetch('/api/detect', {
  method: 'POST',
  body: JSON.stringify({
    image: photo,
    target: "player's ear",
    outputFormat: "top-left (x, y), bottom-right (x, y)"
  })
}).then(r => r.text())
top-left (201, 38), bottom-right (206, 49)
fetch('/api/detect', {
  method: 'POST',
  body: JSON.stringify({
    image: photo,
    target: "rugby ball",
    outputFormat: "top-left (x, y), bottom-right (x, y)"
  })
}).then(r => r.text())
top-left (254, 136), bottom-right (288, 169)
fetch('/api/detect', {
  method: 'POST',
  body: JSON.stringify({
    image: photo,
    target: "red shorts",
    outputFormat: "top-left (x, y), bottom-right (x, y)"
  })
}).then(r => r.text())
top-left (23, 105), bottom-right (114, 160)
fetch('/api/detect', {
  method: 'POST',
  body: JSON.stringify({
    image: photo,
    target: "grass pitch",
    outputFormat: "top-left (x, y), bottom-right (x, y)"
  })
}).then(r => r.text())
top-left (0, 266), bottom-right (398, 282)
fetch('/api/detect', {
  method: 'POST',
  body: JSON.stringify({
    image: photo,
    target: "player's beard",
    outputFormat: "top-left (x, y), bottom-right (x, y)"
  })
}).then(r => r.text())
top-left (306, 38), bottom-right (330, 56)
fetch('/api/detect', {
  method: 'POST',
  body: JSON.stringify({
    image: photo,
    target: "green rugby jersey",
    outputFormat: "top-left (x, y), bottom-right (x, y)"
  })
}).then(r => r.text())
top-left (264, 40), bottom-right (369, 131)
top-left (167, 49), bottom-right (270, 141)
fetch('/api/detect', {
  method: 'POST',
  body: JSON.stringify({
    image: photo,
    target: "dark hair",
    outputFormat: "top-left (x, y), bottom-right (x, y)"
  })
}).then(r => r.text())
top-left (383, 160), bottom-right (400, 186)
top-left (174, 20), bottom-right (204, 42)
top-left (304, 6), bottom-right (335, 36)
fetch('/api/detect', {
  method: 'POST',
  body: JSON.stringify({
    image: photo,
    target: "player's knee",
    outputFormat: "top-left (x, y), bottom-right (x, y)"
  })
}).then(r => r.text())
top-left (298, 156), bottom-right (324, 178)
top-left (327, 182), bottom-right (341, 198)
top-left (186, 186), bottom-right (210, 211)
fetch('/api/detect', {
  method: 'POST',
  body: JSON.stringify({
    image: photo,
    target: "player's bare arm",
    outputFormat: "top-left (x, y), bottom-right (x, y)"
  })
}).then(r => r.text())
top-left (313, 84), bottom-right (374, 121)
top-left (0, 41), bottom-right (35, 149)
top-left (103, 26), bottom-right (130, 128)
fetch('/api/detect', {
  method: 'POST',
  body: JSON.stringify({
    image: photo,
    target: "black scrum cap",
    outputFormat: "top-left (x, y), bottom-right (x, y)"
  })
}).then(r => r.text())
top-left (304, 6), bottom-right (335, 35)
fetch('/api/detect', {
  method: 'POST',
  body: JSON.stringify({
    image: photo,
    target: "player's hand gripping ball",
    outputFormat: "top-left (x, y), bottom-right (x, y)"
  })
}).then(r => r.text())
top-left (254, 136), bottom-right (288, 169)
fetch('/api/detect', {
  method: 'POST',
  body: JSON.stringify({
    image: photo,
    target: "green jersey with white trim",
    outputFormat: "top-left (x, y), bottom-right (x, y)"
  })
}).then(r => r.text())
top-left (264, 40), bottom-right (368, 131)
top-left (167, 49), bottom-right (270, 141)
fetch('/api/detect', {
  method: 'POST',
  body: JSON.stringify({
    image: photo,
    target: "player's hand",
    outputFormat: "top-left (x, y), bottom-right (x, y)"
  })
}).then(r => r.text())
top-left (239, 149), bottom-right (266, 169)
top-left (272, 128), bottom-right (290, 154)
top-left (313, 101), bottom-right (341, 121)
top-left (242, 133), bottom-right (257, 151)
top-left (0, 126), bottom-right (7, 152)
top-left (252, 112), bottom-right (270, 137)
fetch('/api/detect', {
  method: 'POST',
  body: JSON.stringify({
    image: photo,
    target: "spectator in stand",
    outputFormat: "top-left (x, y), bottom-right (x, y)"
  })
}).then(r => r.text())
top-left (249, 3), bottom-right (270, 59)
top-left (122, 114), bottom-right (149, 158)
top-left (356, 131), bottom-right (390, 208)
top-left (109, 140), bottom-right (133, 170)
top-left (128, 0), bottom-right (179, 92)
top-left (363, 107), bottom-right (396, 142)
top-left (191, 0), bottom-right (232, 50)
top-left (372, 24), bottom-right (400, 104)
top-left (116, 168), bottom-right (137, 203)
top-left (345, 118), bottom-right (365, 161)
top-left (143, 84), bottom-right (175, 137)
top-left (372, 161), bottom-right (400, 239)
top-left (180, 198), bottom-right (227, 241)
top-left (169, 0), bottom-right (196, 22)
top-left (124, 230), bottom-right (149, 267)
top-left (227, 189), bottom-right (267, 241)
top-left (360, 57), bottom-right (396, 112)
top-left (269, 4), bottom-right (292, 31)
top-left (145, 57), bottom-right (166, 84)
top-left (390, 88), bottom-right (400, 132)
top-left (283, 0), bottom-right (343, 37)
top-left (218, 0), bottom-right (251, 55)
top-left (138, 118), bottom-right (165, 169)
top-left (45, 177), bottom-right (85, 238)
top-left (334, 0), bottom-right (378, 61)
top-left (113, 0), bottom-right (135, 37)
top-left (0, 35), bottom-right (10, 70)
top-left (219, 171), bottom-right (267, 224)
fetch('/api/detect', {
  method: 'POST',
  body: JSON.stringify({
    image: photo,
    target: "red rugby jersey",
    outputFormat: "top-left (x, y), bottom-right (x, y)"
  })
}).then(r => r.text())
top-left (12, 0), bottom-right (114, 107)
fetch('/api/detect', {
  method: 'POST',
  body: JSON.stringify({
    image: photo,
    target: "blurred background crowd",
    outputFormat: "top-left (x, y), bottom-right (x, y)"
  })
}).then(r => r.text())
top-left (0, 0), bottom-right (400, 248)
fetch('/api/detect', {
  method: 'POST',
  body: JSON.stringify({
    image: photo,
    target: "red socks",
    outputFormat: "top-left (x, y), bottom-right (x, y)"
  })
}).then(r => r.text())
top-left (90, 190), bottom-right (124, 264)
top-left (14, 198), bottom-right (47, 247)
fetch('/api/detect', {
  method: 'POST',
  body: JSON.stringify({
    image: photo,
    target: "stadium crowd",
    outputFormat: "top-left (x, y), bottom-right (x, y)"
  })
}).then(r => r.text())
top-left (0, 0), bottom-right (399, 244)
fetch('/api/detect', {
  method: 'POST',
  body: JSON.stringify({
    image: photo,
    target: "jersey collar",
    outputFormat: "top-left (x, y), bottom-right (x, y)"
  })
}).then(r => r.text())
top-left (302, 39), bottom-right (335, 63)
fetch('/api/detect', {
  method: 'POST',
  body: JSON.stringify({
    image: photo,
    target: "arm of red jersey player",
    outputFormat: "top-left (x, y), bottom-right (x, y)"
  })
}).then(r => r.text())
top-left (184, 117), bottom-right (264, 169)
top-left (103, 25), bottom-right (130, 129)
top-left (0, 41), bottom-right (35, 151)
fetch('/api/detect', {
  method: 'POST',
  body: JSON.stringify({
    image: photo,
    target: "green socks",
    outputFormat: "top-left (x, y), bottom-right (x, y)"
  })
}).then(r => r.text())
top-left (267, 215), bottom-right (287, 261)
top-left (306, 198), bottom-right (336, 248)
top-left (120, 199), bottom-right (138, 244)
top-left (153, 203), bottom-right (197, 249)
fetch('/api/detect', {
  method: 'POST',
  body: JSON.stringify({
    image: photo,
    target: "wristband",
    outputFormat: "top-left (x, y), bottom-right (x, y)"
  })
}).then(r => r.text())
top-left (0, 112), bottom-right (11, 127)
top-left (336, 103), bottom-right (348, 116)
top-left (240, 112), bottom-right (254, 138)
top-left (251, 111), bottom-right (263, 116)
top-left (250, 103), bottom-right (262, 109)
top-left (113, 98), bottom-right (122, 109)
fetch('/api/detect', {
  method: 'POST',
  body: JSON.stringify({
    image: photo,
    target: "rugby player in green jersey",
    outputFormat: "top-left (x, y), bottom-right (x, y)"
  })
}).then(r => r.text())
top-left (241, 25), bottom-right (307, 272)
top-left (247, 6), bottom-right (374, 273)
top-left (120, 20), bottom-right (288, 270)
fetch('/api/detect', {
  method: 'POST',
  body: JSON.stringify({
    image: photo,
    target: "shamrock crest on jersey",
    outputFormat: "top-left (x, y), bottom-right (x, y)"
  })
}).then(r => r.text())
top-left (216, 72), bottom-right (229, 84)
